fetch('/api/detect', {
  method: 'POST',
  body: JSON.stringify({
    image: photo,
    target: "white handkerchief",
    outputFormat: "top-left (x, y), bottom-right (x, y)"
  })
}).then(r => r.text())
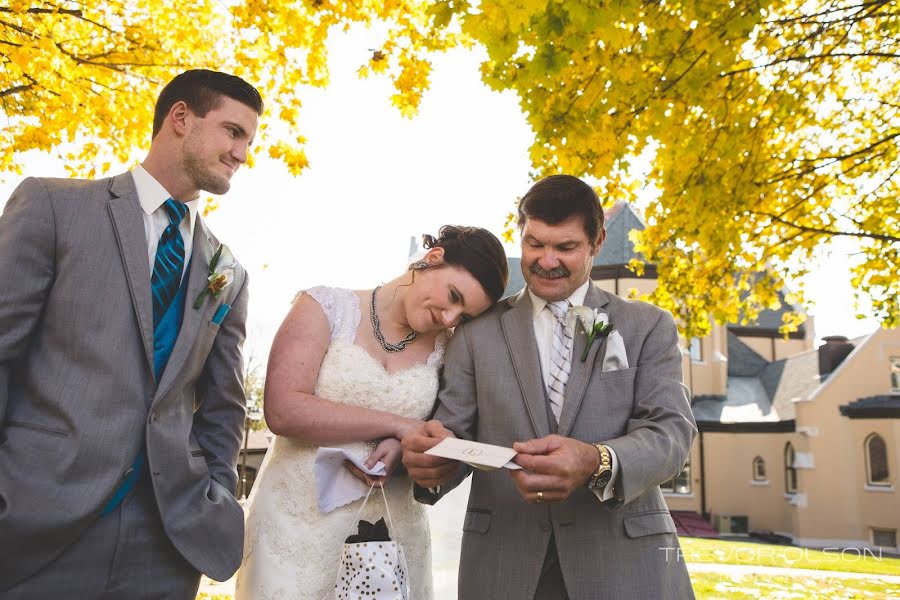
top-left (601, 330), bottom-right (629, 372)
top-left (314, 447), bottom-right (386, 514)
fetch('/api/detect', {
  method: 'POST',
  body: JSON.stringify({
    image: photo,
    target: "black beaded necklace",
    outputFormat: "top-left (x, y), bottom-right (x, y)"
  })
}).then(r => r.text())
top-left (370, 285), bottom-right (417, 352)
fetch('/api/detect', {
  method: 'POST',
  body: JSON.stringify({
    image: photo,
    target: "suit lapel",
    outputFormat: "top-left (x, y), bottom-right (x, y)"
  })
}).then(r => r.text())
top-left (500, 290), bottom-right (551, 439)
top-left (107, 174), bottom-right (154, 375)
top-left (557, 284), bottom-right (611, 436)
top-left (153, 218), bottom-right (215, 402)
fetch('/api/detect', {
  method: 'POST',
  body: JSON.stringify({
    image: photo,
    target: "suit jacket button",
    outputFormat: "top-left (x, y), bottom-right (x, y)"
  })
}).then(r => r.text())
top-left (541, 521), bottom-right (552, 532)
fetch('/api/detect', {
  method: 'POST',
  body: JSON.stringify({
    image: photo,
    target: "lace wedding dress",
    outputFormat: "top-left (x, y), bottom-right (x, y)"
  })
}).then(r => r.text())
top-left (235, 286), bottom-right (444, 600)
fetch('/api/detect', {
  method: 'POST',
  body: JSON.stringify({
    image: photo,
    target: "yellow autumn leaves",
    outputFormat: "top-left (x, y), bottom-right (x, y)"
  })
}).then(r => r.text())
top-left (1, 0), bottom-right (456, 176)
top-left (475, 0), bottom-right (899, 335)
top-left (1, 0), bottom-right (897, 334)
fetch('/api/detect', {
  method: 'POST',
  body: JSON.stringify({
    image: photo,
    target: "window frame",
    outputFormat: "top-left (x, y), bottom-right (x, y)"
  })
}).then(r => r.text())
top-left (689, 337), bottom-right (703, 362)
top-left (784, 443), bottom-right (797, 494)
top-left (872, 528), bottom-right (897, 549)
top-left (891, 356), bottom-right (900, 394)
top-left (753, 455), bottom-right (767, 482)
top-left (865, 433), bottom-right (890, 487)
top-left (661, 459), bottom-right (692, 495)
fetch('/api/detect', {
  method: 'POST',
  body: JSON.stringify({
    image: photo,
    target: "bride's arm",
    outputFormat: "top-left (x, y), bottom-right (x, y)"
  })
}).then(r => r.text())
top-left (263, 294), bottom-right (421, 444)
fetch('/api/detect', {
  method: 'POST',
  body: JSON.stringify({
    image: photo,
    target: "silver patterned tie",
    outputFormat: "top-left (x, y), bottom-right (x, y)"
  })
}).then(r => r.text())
top-left (546, 300), bottom-right (573, 423)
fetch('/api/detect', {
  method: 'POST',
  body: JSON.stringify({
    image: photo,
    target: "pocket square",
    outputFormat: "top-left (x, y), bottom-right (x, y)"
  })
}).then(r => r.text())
top-left (211, 303), bottom-right (231, 325)
top-left (601, 331), bottom-right (629, 372)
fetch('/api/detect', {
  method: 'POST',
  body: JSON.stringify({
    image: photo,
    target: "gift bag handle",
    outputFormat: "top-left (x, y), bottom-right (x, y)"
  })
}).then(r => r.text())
top-left (336, 483), bottom-right (401, 597)
top-left (341, 483), bottom-right (398, 543)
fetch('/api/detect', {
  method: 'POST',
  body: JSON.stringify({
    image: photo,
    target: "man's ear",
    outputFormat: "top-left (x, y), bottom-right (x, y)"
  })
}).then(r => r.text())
top-left (424, 247), bottom-right (445, 265)
top-left (168, 101), bottom-right (191, 136)
top-left (591, 229), bottom-right (606, 256)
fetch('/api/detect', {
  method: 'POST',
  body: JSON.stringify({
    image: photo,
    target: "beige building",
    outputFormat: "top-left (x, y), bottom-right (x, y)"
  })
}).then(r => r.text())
top-left (568, 201), bottom-right (898, 554)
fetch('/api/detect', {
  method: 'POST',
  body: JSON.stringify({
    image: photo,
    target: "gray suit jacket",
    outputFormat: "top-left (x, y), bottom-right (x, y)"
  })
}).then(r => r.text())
top-left (0, 174), bottom-right (249, 589)
top-left (418, 284), bottom-right (696, 599)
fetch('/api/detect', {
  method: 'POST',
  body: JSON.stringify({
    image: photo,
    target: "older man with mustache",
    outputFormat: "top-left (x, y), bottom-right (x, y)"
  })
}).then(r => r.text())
top-left (403, 175), bottom-right (696, 599)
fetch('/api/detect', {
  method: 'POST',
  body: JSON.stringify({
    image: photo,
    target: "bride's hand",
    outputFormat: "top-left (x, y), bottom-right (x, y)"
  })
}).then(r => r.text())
top-left (343, 438), bottom-right (403, 487)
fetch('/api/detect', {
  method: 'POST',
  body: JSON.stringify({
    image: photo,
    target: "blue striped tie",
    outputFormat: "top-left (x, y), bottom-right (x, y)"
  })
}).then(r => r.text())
top-left (101, 199), bottom-right (187, 516)
top-left (151, 199), bottom-right (187, 329)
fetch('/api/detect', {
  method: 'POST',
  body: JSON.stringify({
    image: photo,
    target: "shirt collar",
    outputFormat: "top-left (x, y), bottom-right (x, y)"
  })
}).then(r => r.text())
top-left (131, 165), bottom-right (199, 230)
top-left (528, 278), bottom-right (591, 320)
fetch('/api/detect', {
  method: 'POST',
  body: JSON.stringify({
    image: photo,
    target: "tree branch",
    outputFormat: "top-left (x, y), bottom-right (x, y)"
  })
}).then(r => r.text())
top-left (0, 7), bottom-right (82, 16)
top-left (764, 131), bottom-right (900, 184)
top-left (0, 17), bottom-right (38, 37)
top-left (0, 83), bottom-right (34, 98)
top-left (751, 211), bottom-right (900, 243)
top-left (762, 0), bottom-right (891, 25)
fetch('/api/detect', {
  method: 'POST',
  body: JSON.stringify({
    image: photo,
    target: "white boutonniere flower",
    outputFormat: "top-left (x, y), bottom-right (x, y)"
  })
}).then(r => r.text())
top-left (193, 244), bottom-right (235, 309)
top-left (569, 306), bottom-right (615, 362)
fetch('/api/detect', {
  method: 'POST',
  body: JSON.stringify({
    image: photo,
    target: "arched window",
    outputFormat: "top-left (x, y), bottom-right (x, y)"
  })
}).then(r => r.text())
top-left (661, 459), bottom-right (692, 495)
top-left (784, 443), bottom-right (797, 494)
top-left (865, 434), bottom-right (890, 486)
top-left (753, 456), bottom-right (767, 481)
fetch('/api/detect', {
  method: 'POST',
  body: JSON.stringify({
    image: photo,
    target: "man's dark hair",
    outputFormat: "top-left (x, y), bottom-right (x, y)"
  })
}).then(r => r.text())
top-left (152, 69), bottom-right (264, 138)
top-left (517, 174), bottom-right (605, 244)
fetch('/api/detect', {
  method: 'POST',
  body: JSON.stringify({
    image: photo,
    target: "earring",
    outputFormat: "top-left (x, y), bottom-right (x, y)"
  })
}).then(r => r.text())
top-left (413, 261), bottom-right (429, 270)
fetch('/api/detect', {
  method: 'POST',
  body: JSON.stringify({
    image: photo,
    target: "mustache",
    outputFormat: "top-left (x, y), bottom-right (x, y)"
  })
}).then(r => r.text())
top-left (529, 262), bottom-right (570, 279)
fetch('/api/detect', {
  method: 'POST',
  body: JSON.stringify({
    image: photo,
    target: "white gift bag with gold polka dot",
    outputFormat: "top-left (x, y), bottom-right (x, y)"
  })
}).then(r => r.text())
top-left (335, 484), bottom-right (409, 600)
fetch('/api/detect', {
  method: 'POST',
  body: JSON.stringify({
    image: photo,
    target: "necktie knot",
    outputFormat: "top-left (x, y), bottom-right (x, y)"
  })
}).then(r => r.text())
top-left (547, 300), bottom-right (570, 323)
top-left (152, 199), bottom-right (187, 333)
top-left (163, 198), bottom-right (188, 227)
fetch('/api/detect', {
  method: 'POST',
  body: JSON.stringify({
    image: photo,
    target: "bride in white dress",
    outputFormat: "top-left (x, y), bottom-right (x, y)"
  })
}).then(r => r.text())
top-left (235, 226), bottom-right (508, 600)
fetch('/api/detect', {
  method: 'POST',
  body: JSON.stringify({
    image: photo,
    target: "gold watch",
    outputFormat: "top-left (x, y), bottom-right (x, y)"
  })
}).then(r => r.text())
top-left (587, 444), bottom-right (612, 491)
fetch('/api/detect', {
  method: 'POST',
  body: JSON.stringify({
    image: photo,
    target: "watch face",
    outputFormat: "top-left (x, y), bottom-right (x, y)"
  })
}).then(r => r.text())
top-left (594, 470), bottom-right (612, 489)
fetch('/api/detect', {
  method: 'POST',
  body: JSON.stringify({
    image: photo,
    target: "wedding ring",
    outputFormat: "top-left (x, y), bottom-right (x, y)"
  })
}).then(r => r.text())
top-left (537, 491), bottom-right (544, 503)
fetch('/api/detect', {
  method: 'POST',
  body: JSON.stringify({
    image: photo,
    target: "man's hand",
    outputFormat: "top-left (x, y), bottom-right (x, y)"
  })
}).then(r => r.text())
top-left (401, 420), bottom-right (461, 488)
top-left (509, 435), bottom-right (600, 504)
top-left (344, 437), bottom-right (402, 488)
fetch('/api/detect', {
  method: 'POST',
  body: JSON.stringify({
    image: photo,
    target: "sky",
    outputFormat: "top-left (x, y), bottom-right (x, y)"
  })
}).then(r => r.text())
top-left (0, 27), bottom-right (880, 367)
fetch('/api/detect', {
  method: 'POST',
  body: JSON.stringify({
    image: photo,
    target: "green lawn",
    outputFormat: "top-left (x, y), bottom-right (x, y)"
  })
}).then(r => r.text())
top-left (198, 537), bottom-right (900, 600)
top-left (681, 537), bottom-right (900, 577)
top-left (691, 572), bottom-right (900, 599)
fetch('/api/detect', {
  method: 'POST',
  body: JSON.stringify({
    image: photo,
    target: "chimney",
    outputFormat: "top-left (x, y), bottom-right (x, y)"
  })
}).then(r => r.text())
top-left (818, 335), bottom-right (854, 377)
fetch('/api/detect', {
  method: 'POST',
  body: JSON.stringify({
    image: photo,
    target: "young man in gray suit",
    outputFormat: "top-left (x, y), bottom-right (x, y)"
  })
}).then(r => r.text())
top-left (403, 175), bottom-right (697, 599)
top-left (0, 70), bottom-right (262, 598)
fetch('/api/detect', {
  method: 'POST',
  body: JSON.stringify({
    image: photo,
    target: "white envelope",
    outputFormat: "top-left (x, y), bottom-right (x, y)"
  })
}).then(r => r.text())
top-left (425, 438), bottom-right (522, 471)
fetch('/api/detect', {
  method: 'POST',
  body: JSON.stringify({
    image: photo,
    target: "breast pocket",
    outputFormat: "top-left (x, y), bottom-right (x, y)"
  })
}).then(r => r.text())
top-left (582, 368), bottom-right (638, 428)
top-left (598, 366), bottom-right (637, 381)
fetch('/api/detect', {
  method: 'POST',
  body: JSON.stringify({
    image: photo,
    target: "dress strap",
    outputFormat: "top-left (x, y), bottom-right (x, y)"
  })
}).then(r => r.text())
top-left (297, 286), bottom-right (361, 343)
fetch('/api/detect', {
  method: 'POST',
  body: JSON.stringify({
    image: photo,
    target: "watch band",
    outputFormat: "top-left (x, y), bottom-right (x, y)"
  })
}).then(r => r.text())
top-left (588, 444), bottom-right (612, 490)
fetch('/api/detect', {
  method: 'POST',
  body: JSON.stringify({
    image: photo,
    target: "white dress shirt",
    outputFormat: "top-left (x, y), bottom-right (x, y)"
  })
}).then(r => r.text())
top-left (527, 280), bottom-right (619, 502)
top-left (131, 165), bottom-right (199, 283)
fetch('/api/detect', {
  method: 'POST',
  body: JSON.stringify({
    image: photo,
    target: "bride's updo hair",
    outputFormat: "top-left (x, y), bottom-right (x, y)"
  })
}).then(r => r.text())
top-left (416, 225), bottom-right (509, 303)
